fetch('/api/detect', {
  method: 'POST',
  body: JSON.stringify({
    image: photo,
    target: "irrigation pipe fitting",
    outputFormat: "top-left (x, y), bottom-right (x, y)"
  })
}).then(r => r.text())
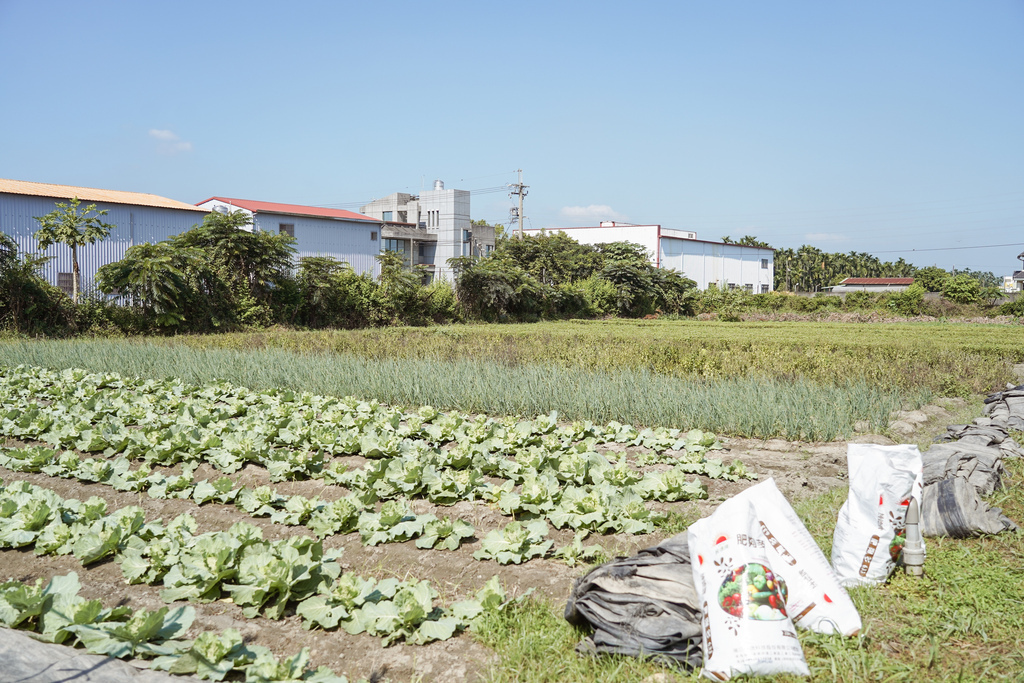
top-left (903, 497), bottom-right (925, 577)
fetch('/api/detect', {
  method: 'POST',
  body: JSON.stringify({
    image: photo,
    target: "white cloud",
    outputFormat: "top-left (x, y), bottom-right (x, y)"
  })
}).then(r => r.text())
top-left (148, 129), bottom-right (193, 155)
top-left (804, 232), bottom-right (848, 242)
top-left (558, 204), bottom-right (628, 225)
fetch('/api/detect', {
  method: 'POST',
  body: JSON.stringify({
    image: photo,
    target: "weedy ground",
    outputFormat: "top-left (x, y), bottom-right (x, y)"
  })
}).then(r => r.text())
top-left (473, 459), bottom-right (1024, 683)
top-left (123, 318), bottom-right (1024, 394)
top-left (0, 321), bottom-right (991, 440)
top-left (2, 321), bottom-right (1023, 681)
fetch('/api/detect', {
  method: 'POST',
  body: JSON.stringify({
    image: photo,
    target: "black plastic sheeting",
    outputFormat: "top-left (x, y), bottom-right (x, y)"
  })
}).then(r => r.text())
top-left (921, 477), bottom-right (1018, 537)
top-left (564, 534), bottom-right (702, 670)
top-left (919, 384), bottom-right (1023, 537)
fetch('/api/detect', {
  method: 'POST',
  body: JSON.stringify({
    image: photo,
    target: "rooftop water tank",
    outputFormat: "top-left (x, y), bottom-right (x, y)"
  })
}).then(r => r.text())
top-left (434, 179), bottom-right (444, 191)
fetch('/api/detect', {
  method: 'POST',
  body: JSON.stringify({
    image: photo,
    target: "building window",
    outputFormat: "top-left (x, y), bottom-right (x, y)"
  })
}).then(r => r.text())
top-left (382, 211), bottom-right (393, 221)
top-left (462, 229), bottom-right (472, 242)
top-left (485, 245), bottom-right (493, 255)
top-left (384, 238), bottom-right (407, 255)
top-left (279, 223), bottom-right (294, 237)
top-left (728, 283), bottom-right (737, 290)
top-left (370, 231), bottom-right (378, 241)
top-left (418, 243), bottom-right (425, 257)
top-left (57, 272), bottom-right (73, 296)
top-left (761, 284), bottom-right (769, 293)
top-left (744, 284), bottom-right (753, 292)
top-left (398, 211), bottom-right (407, 223)
top-left (761, 258), bottom-right (769, 269)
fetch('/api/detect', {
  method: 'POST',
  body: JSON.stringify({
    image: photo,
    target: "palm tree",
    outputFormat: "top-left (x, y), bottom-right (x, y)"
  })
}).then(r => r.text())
top-left (33, 197), bottom-right (114, 303)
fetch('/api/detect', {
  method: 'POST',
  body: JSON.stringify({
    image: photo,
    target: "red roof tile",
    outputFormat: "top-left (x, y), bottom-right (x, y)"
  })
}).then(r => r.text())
top-left (838, 277), bottom-right (915, 285)
top-left (197, 196), bottom-right (378, 222)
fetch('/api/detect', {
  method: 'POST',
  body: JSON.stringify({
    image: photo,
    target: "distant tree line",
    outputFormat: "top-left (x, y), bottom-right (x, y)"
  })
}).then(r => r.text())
top-left (721, 234), bottom-right (1000, 294)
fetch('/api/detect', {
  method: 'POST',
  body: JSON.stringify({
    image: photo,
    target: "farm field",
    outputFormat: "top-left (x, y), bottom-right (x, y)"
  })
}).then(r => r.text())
top-left (2, 321), bottom-right (1023, 681)
top-left (147, 319), bottom-right (1024, 394)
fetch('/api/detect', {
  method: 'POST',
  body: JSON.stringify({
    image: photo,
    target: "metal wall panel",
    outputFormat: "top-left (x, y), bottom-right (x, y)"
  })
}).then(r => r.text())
top-left (0, 192), bottom-right (207, 292)
top-left (660, 239), bottom-right (773, 291)
top-left (253, 213), bottom-right (380, 277)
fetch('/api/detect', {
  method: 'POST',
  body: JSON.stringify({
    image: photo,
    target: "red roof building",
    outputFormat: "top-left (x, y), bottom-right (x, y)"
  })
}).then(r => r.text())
top-left (831, 277), bottom-right (915, 292)
top-left (195, 196), bottom-right (378, 222)
top-left (195, 196), bottom-right (383, 276)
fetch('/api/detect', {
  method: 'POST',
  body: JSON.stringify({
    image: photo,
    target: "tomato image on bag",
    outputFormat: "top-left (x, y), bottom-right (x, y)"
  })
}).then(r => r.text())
top-left (717, 563), bottom-right (789, 620)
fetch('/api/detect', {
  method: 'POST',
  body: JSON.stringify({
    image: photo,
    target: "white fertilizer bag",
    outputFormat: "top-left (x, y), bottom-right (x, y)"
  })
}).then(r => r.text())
top-left (831, 444), bottom-right (924, 587)
top-left (732, 479), bottom-right (861, 636)
top-left (689, 498), bottom-right (810, 680)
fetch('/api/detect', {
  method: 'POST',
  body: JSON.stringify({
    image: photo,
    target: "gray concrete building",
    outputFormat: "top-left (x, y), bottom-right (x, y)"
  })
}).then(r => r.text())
top-left (361, 180), bottom-right (495, 283)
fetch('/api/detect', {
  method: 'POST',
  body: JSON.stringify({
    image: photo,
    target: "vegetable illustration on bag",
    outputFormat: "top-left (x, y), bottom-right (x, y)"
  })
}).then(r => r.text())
top-left (690, 500), bottom-right (810, 679)
top-left (717, 562), bottom-right (789, 620)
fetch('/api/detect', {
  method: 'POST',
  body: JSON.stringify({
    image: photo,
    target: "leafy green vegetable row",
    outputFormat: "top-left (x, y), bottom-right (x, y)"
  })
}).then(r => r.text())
top-left (0, 447), bottom-right (476, 551)
top-left (0, 572), bottom-right (357, 682)
top-left (0, 479), bottom-right (510, 645)
top-left (0, 364), bottom-right (739, 481)
top-left (0, 364), bottom-right (751, 549)
top-left (0, 446), bottom-right (587, 565)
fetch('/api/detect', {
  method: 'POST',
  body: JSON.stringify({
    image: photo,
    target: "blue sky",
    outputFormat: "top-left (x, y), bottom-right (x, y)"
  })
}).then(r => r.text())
top-left (2, 1), bottom-right (1022, 275)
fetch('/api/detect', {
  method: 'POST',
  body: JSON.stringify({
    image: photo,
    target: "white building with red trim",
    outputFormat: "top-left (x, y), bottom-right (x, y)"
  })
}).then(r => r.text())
top-left (829, 277), bottom-right (915, 293)
top-left (523, 222), bottom-right (775, 292)
top-left (195, 196), bottom-right (383, 277)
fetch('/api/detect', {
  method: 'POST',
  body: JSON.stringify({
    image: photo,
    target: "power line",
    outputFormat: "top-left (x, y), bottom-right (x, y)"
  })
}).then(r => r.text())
top-left (508, 170), bottom-right (528, 238)
top-left (665, 189), bottom-right (1024, 222)
top-left (869, 241), bottom-right (1024, 254)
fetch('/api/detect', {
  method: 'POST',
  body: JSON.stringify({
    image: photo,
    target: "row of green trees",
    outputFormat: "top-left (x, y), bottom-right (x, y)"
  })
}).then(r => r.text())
top-left (0, 208), bottom-right (1014, 337)
top-left (721, 235), bottom-right (999, 293)
top-left (3, 210), bottom-right (693, 335)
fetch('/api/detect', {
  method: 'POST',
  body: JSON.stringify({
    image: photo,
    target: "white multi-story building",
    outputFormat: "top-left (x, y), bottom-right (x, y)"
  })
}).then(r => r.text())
top-left (361, 180), bottom-right (495, 283)
top-left (523, 222), bottom-right (775, 292)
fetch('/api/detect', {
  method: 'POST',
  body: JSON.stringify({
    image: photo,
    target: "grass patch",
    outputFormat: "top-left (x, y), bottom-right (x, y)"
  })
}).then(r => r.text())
top-left (473, 597), bottom-right (680, 683)
top-left (477, 460), bottom-right (1024, 682)
top-left (131, 319), bottom-right (1024, 395)
top-left (0, 339), bottom-right (925, 440)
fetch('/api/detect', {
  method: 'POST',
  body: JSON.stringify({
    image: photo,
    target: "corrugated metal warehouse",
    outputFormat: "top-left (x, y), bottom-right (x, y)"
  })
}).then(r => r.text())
top-left (524, 222), bottom-right (775, 292)
top-left (195, 197), bottom-right (383, 278)
top-left (0, 178), bottom-right (209, 295)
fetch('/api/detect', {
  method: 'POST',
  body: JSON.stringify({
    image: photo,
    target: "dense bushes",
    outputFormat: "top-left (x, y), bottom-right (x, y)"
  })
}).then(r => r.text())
top-left (2, 220), bottom-right (1019, 338)
top-left (2, 213), bottom-right (466, 337)
top-left (452, 235), bottom-right (697, 321)
top-left (885, 283), bottom-right (925, 315)
top-left (0, 233), bottom-right (77, 336)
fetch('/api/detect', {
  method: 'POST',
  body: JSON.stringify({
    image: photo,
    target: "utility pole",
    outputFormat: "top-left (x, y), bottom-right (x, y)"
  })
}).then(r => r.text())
top-left (508, 169), bottom-right (528, 239)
